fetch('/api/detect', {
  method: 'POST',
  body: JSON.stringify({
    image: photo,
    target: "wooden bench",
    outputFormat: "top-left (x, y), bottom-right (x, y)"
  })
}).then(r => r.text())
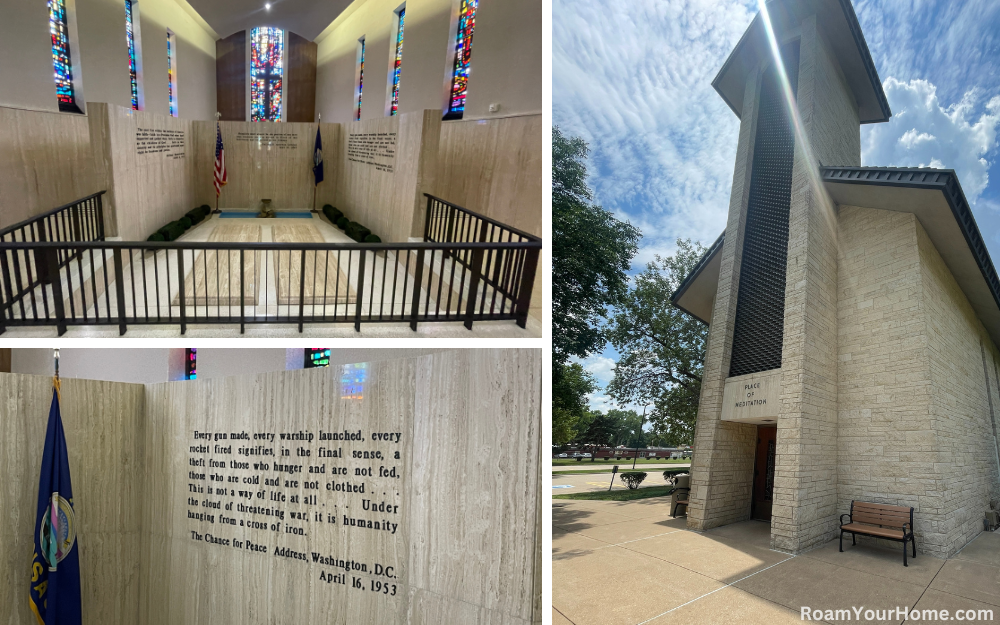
top-left (840, 501), bottom-right (916, 566)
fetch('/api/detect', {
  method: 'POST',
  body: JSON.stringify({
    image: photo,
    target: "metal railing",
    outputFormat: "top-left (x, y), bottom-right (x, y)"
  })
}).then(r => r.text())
top-left (0, 193), bottom-right (539, 335)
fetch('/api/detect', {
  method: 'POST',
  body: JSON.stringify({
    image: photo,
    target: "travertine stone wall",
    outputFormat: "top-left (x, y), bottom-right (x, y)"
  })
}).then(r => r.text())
top-left (0, 106), bottom-right (97, 230)
top-left (917, 217), bottom-right (1000, 557)
top-left (688, 64), bottom-right (762, 531)
top-left (772, 18), bottom-right (858, 553)
top-left (140, 349), bottom-right (541, 625)
top-left (0, 374), bottom-right (146, 625)
top-left (89, 103), bottom-right (198, 240)
top-left (319, 110), bottom-right (441, 243)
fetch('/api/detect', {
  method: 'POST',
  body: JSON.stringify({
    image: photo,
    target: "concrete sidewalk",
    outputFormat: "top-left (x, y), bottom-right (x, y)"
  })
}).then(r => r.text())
top-left (553, 499), bottom-right (1000, 625)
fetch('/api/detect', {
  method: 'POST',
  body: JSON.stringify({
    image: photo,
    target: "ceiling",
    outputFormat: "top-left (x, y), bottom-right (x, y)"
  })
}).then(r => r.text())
top-left (186, 0), bottom-right (354, 41)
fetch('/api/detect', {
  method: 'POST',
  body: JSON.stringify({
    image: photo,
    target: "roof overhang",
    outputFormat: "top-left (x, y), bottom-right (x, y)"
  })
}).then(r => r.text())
top-left (712, 0), bottom-right (891, 124)
top-left (671, 232), bottom-right (725, 325)
top-left (670, 167), bottom-right (1000, 349)
top-left (822, 166), bottom-right (1000, 349)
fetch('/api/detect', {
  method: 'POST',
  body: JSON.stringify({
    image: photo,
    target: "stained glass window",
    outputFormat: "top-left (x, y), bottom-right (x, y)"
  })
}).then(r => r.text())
top-left (167, 30), bottom-right (177, 117)
top-left (185, 348), bottom-right (197, 380)
top-left (356, 38), bottom-right (365, 121)
top-left (304, 349), bottom-right (331, 369)
top-left (126, 0), bottom-right (138, 109)
top-left (251, 26), bottom-right (284, 122)
top-left (341, 363), bottom-right (367, 400)
top-left (390, 9), bottom-right (405, 116)
top-left (445, 0), bottom-right (478, 120)
top-left (49, 0), bottom-right (80, 113)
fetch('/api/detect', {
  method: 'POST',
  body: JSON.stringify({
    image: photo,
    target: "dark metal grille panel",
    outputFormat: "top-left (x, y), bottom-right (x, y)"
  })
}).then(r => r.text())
top-left (729, 41), bottom-right (799, 378)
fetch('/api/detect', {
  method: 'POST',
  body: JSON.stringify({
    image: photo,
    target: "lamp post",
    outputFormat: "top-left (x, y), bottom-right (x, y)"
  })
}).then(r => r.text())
top-left (632, 405), bottom-right (647, 471)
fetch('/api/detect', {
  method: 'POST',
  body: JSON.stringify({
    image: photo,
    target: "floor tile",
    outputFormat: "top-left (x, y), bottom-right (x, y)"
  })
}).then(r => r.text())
top-left (929, 559), bottom-right (1000, 608)
top-left (628, 530), bottom-right (792, 584)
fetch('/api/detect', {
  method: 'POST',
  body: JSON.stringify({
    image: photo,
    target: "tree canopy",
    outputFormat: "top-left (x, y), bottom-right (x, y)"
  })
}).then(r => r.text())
top-left (606, 239), bottom-right (709, 446)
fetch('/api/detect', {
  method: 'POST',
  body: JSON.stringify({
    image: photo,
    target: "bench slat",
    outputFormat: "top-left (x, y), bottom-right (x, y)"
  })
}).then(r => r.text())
top-left (841, 523), bottom-right (905, 540)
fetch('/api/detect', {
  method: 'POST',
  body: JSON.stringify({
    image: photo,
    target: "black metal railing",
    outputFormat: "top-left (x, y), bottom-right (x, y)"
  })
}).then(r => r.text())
top-left (0, 193), bottom-right (539, 335)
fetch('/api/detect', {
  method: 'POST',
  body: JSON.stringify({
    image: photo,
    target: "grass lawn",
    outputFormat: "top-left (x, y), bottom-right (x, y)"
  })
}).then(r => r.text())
top-left (552, 484), bottom-right (675, 501)
top-left (551, 458), bottom-right (689, 466)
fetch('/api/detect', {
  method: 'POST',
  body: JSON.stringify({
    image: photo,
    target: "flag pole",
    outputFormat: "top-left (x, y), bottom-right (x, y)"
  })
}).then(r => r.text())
top-left (53, 348), bottom-right (60, 397)
top-left (213, 111), bottom-right (222, 215)
top-left (312, 113), bottom-right (321, 213)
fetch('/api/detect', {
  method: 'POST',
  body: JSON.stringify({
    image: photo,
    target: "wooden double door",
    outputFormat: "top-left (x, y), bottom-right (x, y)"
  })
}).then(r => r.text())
top-left (751, 425), bottom-right (777, 521)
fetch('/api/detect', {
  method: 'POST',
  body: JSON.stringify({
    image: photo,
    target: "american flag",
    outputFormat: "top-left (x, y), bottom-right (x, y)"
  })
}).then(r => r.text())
top-left (214, 122), bottom-right (227, 196)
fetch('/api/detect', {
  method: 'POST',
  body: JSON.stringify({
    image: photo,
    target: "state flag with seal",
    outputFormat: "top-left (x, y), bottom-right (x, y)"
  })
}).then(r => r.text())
top-left (29, 379), bottom-right (82, 624)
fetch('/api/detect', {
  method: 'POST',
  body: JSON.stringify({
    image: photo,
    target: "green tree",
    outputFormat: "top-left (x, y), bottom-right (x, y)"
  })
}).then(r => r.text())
top-left (607, 239), bottom-right (709, 446)
top-left (552, 363), bottom-right (596, 445)
top-left (552, 127), bottom-right (640, 443)
top-left (552, 126), bottom-right (641, 362)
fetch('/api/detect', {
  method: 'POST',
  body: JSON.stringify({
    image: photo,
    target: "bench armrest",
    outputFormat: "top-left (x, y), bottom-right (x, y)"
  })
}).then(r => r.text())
top-left (840, 514), bottom-right (852, 526)
top-left (902, 522), bottom-right (912, 536)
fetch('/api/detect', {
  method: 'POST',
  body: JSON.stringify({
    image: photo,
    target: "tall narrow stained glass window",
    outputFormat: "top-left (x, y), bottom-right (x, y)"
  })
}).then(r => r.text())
top-left (251, 27), bottom-right (284, 122)
top-left (304, 349), bottom-right (331, 368)
top-left (356, 38), bottom-right (365, 121)
top-left (389, 9), bottom-right (405, 116)
top-left (49, 0), bottom-right (80, 113)
top-left (125, 0), bottom-right (139, 109)
top-left (445, 0), bottom-right (477, 120)
top-left (166, 30), bottom-right (178, 116)
top-left (185, 348), bottom-right (197, 380)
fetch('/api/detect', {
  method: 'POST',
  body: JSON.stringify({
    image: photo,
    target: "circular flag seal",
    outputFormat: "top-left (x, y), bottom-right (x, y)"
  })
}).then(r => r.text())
top-left (39, 495), bottom-right (76, 567)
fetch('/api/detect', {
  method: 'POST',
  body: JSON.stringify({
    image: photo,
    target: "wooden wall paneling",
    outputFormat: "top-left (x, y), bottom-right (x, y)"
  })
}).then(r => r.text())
top-left (216, 31), bottom-right (247, 122)
top-left (0, 375), bottom-right (145, 625)
top-left (89, 103), bottom-right (198, 241)
top-left (0, 106), bottom-right (97, 230)
top-left (287, 32), bottom-right (318, 124)
top-left (408, 350), bottom-right (542, 623)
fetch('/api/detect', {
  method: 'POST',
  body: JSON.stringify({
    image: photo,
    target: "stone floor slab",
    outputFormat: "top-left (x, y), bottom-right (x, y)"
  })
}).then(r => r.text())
top-left (628, 530), bottom-right (793, 584)
top-left (643, 586), bottom-right (806, 625)
top-left (801, 538), bottom-right (945, 587)
top-left (929, 559), bottom-right (1000, 608)
top-left (552, 607), bottom-right (575, 624)
top-left (702, 520), bottom-right (774, 550)
top-left (552, 505), bottom-right (637, 532)
top-left (732, 556), bottom-right (926, 625)
top-left (553, 545), bottom-right (724, 625)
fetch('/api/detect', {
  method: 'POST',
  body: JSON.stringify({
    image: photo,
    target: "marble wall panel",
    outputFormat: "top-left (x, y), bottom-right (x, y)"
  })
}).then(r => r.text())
top-left (319, 110), bottom-right (440, 243)
top-left (0, 374), bottom-right (145, 625)
top-left (0, 106), bottom-right (98, 230)
top-left (88, 103), bottom-right (197, 240)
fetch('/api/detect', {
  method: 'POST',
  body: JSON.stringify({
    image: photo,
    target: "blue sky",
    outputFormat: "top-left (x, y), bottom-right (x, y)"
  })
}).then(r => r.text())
top-left (554, 0), bottom-right (1000, 411)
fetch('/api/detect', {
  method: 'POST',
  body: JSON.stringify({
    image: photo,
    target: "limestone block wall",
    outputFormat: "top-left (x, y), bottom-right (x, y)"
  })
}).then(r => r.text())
top-left (917, 219), bottom-right (1000, 557)
top-left (688, 64), bottom-right (761, 531)
top-left (771, 17), bottom-right (859, 553)
top-left (836, 206), bottom-right (938, 550)
top-left (0, 374), bottom-right (146, 625)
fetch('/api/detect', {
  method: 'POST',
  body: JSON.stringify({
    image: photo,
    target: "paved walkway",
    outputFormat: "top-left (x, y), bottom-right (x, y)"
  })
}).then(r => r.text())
top-left (552, 463), bottom-right (691, 472)
top-left (553, 470), bottom-right (681, 492)
top-left (553, 499), bottom-right (1000, 625)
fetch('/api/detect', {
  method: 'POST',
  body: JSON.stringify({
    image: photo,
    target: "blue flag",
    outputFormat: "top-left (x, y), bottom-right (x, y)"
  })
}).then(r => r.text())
top-left (29, 387), bottom-right (82, 625)
top-left (313, 127), bottom-right (324, 185)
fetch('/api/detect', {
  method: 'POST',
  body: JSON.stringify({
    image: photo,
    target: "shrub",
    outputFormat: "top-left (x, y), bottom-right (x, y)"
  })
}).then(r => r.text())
top-left (179, 216), bottom-right (193, 229)
top-left (147, 232), bottom-right (165, 242)
top-left (322, 204), bottom-right (333, 212)
top-left (346, 222), bottom-right (372, 242)
top-left (619, 472), bottom-right (647, 490)
top-left (158, 221), bottom-right (184, 241)
top-left (336, 216), bottom-right (349, 230)
top-left (199, 204), bottom-right (210, 212)
top-left (364, 234), bottom-right (381, 243)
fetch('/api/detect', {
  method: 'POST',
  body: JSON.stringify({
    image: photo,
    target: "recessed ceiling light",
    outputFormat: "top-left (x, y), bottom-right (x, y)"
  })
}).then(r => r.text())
top-left (265, 3), bottom-right (271, 10)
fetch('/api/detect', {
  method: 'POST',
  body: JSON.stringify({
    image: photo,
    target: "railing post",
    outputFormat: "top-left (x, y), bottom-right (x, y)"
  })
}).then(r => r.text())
top-left (423, 195), bottom-right (434, 241)
top-left (112, 248), bottom-right (128, 335)
top-left (177, 248), bottom-right (186, 335)
top-left (96, 193), bottom-right (106, 240)
top-left (34, 223), bottom-right (50, 286)
top-left (0, 246), bottom-right (14, 328)
top-left (514, 246), bottom-right (540, 329)
top-left (240, 249), bottom-right (245, 334)
top-left (464, 246), bottom-right (485, 330)
top-left (410, 249), bottom-right (424, 331)
top-left (44, 247), bottom-right (67, 336)
top-left (298, 248), bottom-right (307, 333)
top-left (354, 250), bottom-right (366, 332)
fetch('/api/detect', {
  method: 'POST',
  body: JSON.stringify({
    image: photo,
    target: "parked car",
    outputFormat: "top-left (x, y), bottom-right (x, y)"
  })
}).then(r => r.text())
top-left (556, 453), bottom-right (568, 458)
top-left (581, 453), bottom-right (592, 457)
